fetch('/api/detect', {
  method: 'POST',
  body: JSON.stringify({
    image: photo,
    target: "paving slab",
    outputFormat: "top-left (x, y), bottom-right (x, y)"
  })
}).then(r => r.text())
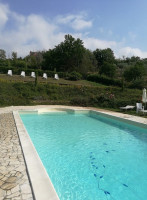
top-left (0, 113), bottom-right (33, 200)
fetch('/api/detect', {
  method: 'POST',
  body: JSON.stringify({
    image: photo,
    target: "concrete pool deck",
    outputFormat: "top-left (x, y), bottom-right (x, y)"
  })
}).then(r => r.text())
top-left (0, 105), bottom-right (147, 200)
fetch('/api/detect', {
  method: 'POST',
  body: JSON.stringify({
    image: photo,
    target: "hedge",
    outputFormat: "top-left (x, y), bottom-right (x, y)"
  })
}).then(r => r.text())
top-left (87, 73), bottom-right (122, 87)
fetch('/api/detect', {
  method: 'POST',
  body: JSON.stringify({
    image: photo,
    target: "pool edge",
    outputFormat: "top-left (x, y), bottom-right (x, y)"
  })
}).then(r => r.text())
top-left (90, 110), bottom-right (147, 129)
top-left (13, 111), bottom-right (60, 200)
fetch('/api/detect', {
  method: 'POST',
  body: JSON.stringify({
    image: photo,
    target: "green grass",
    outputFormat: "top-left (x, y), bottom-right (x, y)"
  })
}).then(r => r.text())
top-left (0, 74), bottom-right (103, 87)
top-left (0, 74), bottom-right (145, 118)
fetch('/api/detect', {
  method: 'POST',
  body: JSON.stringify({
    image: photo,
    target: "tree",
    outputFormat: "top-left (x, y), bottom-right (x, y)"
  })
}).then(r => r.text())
top-left (93, 48), bottom-right (115, 74)
top-left (78, 49), bottom-right (97, 75)
top-left (100, 62), bottom-right (116, 78)
top-left (43, 34), bottom-right (85, 72)
top-left (25, 51), bottom-right (44, 69)
top-left (0, 49), bottom-right (6, 60)
top-left (12, 51), bottom-right (17, 67)
top-left (42, 49), bottom-right (56, 71)
top-left (12, 52), bottom-right (17, 60)
top-left (15, 60), bottom-right (26, 68)
top-left (123, 62), bottom-right (145, 81)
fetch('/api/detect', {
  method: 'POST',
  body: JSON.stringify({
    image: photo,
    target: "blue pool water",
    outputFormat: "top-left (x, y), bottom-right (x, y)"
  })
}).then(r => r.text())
top-left (20, 111), bottom-right (147, 200)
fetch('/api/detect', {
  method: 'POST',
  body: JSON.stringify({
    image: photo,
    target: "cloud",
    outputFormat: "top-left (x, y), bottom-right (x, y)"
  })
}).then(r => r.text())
top-left (56, 14), bottom-right (75, 24)
top-left (0, 3), bottom-right (65, 57)
top-left (56, 13), bottom-right (92, 30)
top-left (83, 36), bottom-right (147, 59)
top-left (0, 2), bottom-right (147, 59)
top-left (0, 3), bottom-right (9, 28)
top-left (0, 4), bottom-right (92, 57)
top-left (71, 18), bottom-right (92, 30)
top-left (117, 46), bottom-right (147, 58)
top-left (83, 37), bottom-right (117, 50)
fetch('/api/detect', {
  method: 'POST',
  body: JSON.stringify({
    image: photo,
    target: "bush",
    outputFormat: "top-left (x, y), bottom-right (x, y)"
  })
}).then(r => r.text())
top-left (87, 73), bottom-right (122, 87)
top-left (0, 66), bottom-right (13, 74)
top-left (90, 92), bottom-right (116, 108)
top-left (70, 96), bottom-right (90, 106)
top-left (100, 62), bottom-right (116, 78)
top-left (66, 71), bottom-right (82, 81)
top-left (128, 79), bottom-right (146, 89)
top-left (123, 63), bottom-right (145, 82)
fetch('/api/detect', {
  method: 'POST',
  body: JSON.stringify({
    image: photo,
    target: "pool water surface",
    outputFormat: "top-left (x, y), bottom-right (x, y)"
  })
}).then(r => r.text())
top-left (20, 111), bottom-right (147, 200)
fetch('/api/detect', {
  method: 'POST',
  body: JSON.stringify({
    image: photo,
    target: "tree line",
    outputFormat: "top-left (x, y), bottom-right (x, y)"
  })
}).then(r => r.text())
top-left (0, 34), bottom-right (147, 87)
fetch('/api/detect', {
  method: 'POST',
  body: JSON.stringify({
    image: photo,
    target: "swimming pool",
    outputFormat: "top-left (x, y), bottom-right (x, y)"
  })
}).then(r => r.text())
top-left (20, 110), bottom-right (147, 200)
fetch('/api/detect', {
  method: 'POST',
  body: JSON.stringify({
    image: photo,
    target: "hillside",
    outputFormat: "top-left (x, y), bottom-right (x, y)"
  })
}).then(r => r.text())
top-left (0, 75), bottom-right (142, 115)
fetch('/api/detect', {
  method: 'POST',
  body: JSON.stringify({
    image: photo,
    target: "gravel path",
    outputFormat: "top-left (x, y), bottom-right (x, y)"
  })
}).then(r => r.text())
top-left (0, 113), bottom-right (33, 200)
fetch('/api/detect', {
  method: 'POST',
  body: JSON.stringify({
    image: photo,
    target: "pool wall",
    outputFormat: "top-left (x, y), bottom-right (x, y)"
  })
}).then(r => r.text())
top-left (90, 110), bottom-right (147, 129)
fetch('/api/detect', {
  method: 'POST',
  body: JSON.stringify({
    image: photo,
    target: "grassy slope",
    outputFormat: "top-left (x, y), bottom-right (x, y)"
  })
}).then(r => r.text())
top-left (0, 75), bottom-right (142, 112)
top-left (0, 74), bottom-right (103, 86)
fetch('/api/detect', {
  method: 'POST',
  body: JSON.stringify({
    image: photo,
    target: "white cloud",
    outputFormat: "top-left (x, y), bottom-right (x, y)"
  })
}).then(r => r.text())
top-left (56, 14), bottom-right (75, 24)
top-left (0, 3), bottom-right (9, 28)
top-left (71, 18), bottom-right (92, 30)
top-left (0, 2), bottom-right (147, 59)
top-left (83, 37), bottom-right (117, 50)
top-left (83, 37), bottom-right (147, 59)
top-left (56, 13), bottom-right (92, 30)
top-left (116, 46), bottom-right (147, 58)
top-left (0, 3), bottom-right (65, 57)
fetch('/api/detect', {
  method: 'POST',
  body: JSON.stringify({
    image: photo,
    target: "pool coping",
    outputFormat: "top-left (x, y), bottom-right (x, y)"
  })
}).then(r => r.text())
top-left (13, 111), bottom-right (59, 200)
top-left (11, 105), bottom-right (147, 200)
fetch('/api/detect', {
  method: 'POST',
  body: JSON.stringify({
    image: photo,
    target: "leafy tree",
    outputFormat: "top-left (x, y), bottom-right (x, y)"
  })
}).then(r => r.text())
top-left (0, 49), bottom-right (7, 67)
top-left (15, 60), bottom-right (26, 68)
top-left (42, 49), bottom-right (56, 71)
top-left (12, 51), bottom-right (17, 67)
top-left (0, 49), bottom-right (6, 60)
top-left (125, 56), bottom-right (140, 64)
top-left (123, 62), bottom-right (145, 81)
top-left (100, 62), bottom-right (116, 78)
top-left (29, 55), bottom-right (37, 69)
top-left (93, 48), bottom-right (115, 74)
top-left (78, 49), bottom-right (97, 75)
top-left (43, 34), bottom-right (85, 72)
top-left (12, 52), bottom-right (17, 60)
top-left (26, 51), bottom-right (44, 69)
top-left (34, 51), bottom-right (44, 69)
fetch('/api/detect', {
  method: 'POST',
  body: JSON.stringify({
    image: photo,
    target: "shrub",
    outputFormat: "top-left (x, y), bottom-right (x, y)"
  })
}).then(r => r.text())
top-left (123, 63), bottom-right (145, 82)
top-left (87, 73), bottom-right (122, 87)
top-left (66, 71), bottom-right (82, 81)
top-left (70, 96), bottom-right (90, 106)
top-left (90, 92), bottom-right (116, 108)
top-left (128, 79), bottom-right (146, 89)
top-left (100, 62), bottom-right (116, 78)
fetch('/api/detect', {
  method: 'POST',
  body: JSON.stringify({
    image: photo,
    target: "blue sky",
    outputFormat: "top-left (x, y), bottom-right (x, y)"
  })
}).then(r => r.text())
top-left (0, 0), bottom-right (147, 58)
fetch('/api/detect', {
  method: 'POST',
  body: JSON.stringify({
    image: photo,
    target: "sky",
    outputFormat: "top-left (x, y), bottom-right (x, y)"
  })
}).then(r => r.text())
top-left (0, 0), bottom-right (147, 58)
